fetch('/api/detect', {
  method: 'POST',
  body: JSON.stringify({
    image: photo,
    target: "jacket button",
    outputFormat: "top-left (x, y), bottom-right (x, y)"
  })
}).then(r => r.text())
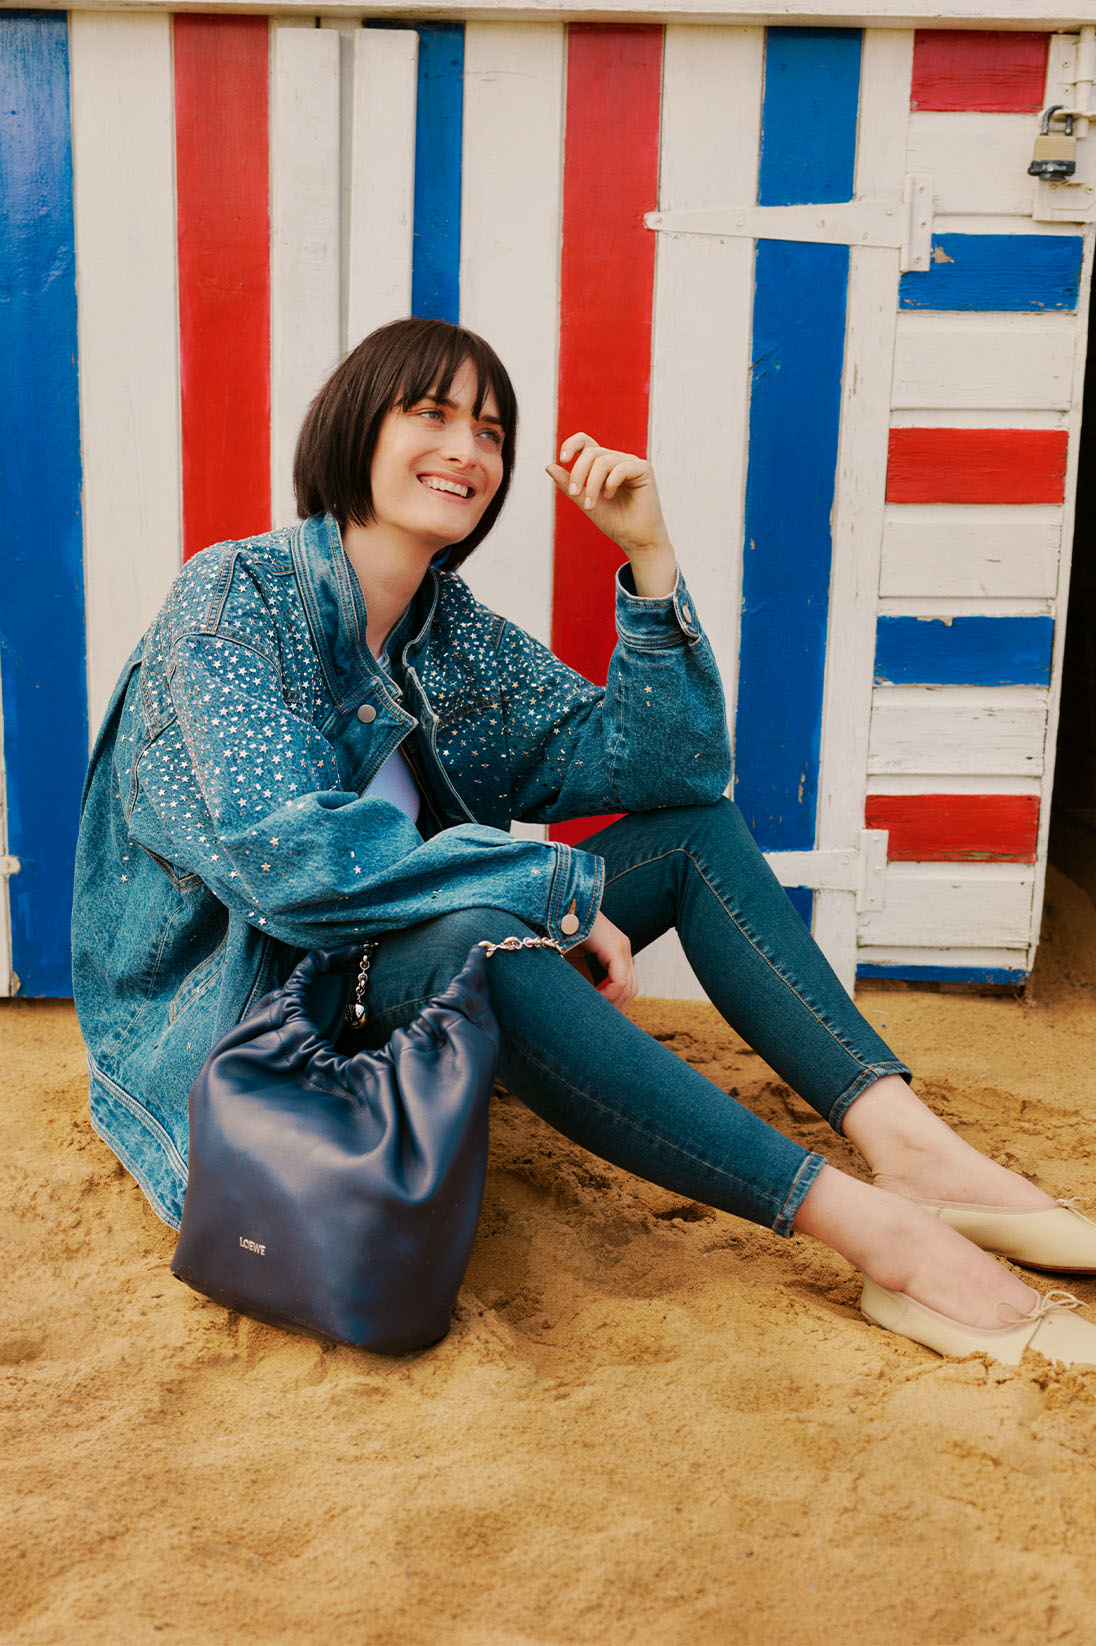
top-left (357, 704), bottom-right (377, 723)
top-left (560, 912), bottom-right (580, 936)
top-left (681, 603), bottom-right (692, 624)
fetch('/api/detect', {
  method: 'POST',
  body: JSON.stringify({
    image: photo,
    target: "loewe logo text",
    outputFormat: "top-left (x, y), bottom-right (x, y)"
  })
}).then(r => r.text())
top-left (239, 1237), bottom-right (266, 1256)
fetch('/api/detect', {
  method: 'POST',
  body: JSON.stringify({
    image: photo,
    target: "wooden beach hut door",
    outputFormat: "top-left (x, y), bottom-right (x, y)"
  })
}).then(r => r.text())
top-left (636, 25), bottom-right (1093, 997)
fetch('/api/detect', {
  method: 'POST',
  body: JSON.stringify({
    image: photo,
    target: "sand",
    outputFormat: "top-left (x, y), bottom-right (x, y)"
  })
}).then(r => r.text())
top-left (5, 867), bottom-right (1096, 1645)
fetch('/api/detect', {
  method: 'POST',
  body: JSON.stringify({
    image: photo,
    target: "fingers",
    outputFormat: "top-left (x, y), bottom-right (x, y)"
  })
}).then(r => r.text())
top-left (547, 434), bottom-right (648, 514)
top-left (578, 913), bottom-right (637, 1013)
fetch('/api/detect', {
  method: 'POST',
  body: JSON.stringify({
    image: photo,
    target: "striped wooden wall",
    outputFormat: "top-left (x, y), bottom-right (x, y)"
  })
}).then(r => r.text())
top-left (0, 14), bottom-right (1092, 997)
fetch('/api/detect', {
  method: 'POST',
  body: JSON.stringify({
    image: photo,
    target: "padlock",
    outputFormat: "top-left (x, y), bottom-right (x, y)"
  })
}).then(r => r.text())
top-left (1028, 106), bottom-right (1077, 180)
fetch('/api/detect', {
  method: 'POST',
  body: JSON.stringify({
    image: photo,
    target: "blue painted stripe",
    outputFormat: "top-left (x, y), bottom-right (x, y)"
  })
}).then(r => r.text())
top-left (758, 28), bottom-right (862, 206)
top-left (899, 234), bottom-right (1083, 313)
top-left (734, 27), bottom-right (862, 858)
top-left (0, 13), bottom-right (87, 997)
top-left (857, 964), bottom-right (1028, 986)
top-left (875, 615), bottom-right (1054, 687)
top-left (371, 20), bottom-right (463, 324)
top-left (784, 886), bottom-right (814, 928)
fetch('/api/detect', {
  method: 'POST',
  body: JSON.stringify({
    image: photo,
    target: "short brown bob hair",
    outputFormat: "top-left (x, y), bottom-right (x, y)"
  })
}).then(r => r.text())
top-left (293, 317), bottom-right (518, 569)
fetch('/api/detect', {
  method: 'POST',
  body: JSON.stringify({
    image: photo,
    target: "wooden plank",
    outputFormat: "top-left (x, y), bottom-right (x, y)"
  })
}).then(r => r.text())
top-left (369, 21), bottom-right (464, 323)
top-left (735, 26), bottom-right (862, 855)
top-left (858, 959), bottom-right (1029, 983)
top-left (550, 22), bottom-right (661, 848)
top-left (174, 15), bottom-right (271, 558)
top-left (867, 687), bottom-right (1048, 776)
top-left (907, 113), bottom-right (1037, 217)
top-left (864, 792), bottom-right (1040, 861)
top-left (858, 863), bottom-right (1034, 948)
top-left (347, 26), bottom-right (417, 348)
top-left (649, 23), bottom-right (764, 738)
top-left (458, 22), bottom-right (564, 647)
top-left (899, 233), bottom-right (1084, 312)
top-left (892, 314), bottom-right (1075, 411)
top-left (637, 23), bottom-right (763, 1000)
top-left (887, 428), bottom-right (1068, 504)
top-left (18, 1), bottom-right (1096, 26)
top-left (880, 506), bottom-right (1062, 599)
top-left (552, 23), bottom-right (662, 688)
top-left (270, 24), bottom-right (341, 531)
top-left (815, 26), bottom-right (912, 981)
top-left (910, 30), bottom-right (1047, 112)
top-left (0, 13), bottom-right (87, 997)
top-left (69, 13), bottom-right (181, 737)
top-left (874, 614), bottom-right (1054, 686)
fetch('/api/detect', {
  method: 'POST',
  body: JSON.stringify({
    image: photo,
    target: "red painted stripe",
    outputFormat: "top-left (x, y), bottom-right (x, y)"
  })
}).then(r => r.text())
top-left (174, 16), bottom-right (271, 561)
top-left (886, 428), bottom-right (1067, 505)
top-left (865, 794), bottom-right (1040, 863)
top-left (549, 25), bottom-right (662, 847)
top-left (910, 30), bottom-right (1048, 112)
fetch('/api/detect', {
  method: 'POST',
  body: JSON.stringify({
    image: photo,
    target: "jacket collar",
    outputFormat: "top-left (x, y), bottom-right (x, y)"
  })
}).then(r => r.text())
top-left (291, 513), bottom-right (438, 710)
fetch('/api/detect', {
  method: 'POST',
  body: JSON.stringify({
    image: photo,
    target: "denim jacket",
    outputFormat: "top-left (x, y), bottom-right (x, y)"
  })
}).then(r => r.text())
top-left (72, 512), bottom-right (731, 1227)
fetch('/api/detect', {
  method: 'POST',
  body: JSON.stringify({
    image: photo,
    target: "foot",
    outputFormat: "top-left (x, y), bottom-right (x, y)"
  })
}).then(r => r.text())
top-left (795, 1166), bottom-right (1040, 1329)
top-left (842, 1075), bottom-right (1054, 1211)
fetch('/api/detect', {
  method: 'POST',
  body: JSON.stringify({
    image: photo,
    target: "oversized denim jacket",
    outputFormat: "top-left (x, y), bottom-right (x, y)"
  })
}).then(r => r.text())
top-left (72, 512), bottom-right (732, 1228)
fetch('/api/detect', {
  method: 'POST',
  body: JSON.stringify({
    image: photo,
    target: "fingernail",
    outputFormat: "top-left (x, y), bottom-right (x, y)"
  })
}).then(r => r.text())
top-left (569, 483), bottom-right (579, 496)
top-left (584, 498), bottom-right (594, 510)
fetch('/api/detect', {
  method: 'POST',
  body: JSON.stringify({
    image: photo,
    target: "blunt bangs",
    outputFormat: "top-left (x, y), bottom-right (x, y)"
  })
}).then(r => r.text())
top-left (293, 317), bottom-right (518, 569)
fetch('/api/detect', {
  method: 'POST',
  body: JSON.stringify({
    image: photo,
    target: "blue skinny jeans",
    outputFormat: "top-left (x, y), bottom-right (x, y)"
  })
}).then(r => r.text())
top-left (364, 799), bottom-right (910, 1236)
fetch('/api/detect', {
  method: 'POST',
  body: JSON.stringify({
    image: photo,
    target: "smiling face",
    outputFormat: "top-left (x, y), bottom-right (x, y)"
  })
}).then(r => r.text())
top-left (369, 358), bottom-right (505, 556)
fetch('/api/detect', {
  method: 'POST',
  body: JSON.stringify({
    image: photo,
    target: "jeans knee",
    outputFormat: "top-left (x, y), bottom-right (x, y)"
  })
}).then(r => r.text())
top-left (418, 905), bottom-right (536, 965)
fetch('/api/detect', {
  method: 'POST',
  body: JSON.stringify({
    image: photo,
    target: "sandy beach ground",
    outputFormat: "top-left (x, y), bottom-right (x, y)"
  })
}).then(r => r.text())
top-left (5, 866), bottom-right (1096, 1645)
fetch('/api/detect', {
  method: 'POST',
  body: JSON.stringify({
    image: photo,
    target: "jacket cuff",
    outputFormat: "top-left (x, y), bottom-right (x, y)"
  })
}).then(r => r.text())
top-left (545, 843), bottom-right (604, 950)
top-left (615, 563), bottom-right (701, 649)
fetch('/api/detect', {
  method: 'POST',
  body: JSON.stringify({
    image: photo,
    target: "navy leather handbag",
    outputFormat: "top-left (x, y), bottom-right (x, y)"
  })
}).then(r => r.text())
top-left (171, 937), bottom-right (550, 1354)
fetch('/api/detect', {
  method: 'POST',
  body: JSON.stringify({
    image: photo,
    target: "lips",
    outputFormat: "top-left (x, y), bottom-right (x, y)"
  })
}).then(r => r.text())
top-left (419, 474), bottom-right (474, 500)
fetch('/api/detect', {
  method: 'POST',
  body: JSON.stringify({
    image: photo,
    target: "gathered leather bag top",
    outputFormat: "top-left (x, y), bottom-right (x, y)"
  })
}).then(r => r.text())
top-left (171, 942), bottom-right (500, 1354)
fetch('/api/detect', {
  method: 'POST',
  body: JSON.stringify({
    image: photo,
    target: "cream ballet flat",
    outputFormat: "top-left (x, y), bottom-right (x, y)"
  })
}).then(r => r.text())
top-left (861, 1279), bottom-right (1096, 1367)
top-left (915, 1198), bottom-right (1096, 1273)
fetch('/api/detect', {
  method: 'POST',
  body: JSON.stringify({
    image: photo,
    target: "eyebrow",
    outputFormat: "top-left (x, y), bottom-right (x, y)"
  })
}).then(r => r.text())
top-left (421, 391), bottom-right (504, 429)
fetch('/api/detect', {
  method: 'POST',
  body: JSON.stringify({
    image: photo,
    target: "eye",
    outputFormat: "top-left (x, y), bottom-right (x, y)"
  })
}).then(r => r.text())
top-left (478, 427), bottom-right (503, 447)
top-left (417, 406), bottom-right (445, 423)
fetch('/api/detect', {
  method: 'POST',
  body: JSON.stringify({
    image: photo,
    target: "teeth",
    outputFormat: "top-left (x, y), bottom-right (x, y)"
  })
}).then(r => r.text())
top-left (421, 476), bottom-right (472, 498)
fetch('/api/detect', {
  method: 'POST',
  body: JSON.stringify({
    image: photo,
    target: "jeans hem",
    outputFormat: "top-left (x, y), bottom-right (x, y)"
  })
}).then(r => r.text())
top-left (773, 1150), bottom-right (827, 1238)
top-left (830, 1061), bottom-right (913, 1137)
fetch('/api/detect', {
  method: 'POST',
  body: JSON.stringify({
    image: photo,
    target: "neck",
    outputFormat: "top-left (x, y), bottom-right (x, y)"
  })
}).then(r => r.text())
top-left (342, 521), bottom-right (436, 657)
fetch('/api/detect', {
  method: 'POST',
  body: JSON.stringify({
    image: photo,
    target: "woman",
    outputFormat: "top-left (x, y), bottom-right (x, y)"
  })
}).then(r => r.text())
top-left (73, 317), bottom-right (1096, 1367)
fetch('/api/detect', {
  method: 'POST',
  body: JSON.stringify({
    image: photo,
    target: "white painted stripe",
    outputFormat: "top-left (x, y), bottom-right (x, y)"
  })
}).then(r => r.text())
top-left (347, 26), bottom-right (417, 349)
top-left (931, 214), bottom-right (1086, 239)
top-left (458, 22), bottom-right (564, 647)
top-left (650, 22), bottom-right (763, 727)
top-left (907, 113), bottom-right (1038, 218)
top-left (816, 26), bottom-right (913, 983)
top-left (270, 23), bottom-right (343, 531)
top-left (858, 946), bottom-right (1029, 970)
top-left (877, 597), bottom-right (1053, 617)
top-left (1029, 223), bottom-right (1096, 970)
top-left (868, 687), bottom-right (1048, 777)
top-left (881, 505), bottom-right (1062, 600)
top-left (889, 409), bottom-right (1067, 430)
top-left (893, 314), bottom-right (1075, 412)
top-left (69, 12), bottom-right (181, 739)
top-left (859, 863), bottom-right (1034, 949)
top-left (867, 774), bottom-right (1042, 796)
top-left (639, 23), bottom-right (764, 1001)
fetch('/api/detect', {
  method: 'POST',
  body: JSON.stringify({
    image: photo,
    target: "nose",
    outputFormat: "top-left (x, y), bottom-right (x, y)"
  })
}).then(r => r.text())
top-left (442, 419), bottom-right (478, 467)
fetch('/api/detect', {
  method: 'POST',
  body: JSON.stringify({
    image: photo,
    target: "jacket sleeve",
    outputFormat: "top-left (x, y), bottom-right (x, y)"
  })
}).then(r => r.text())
top-left (128, 608), bottom-right (603, 952)
top-left (500, 564), bottom-right (732, 824)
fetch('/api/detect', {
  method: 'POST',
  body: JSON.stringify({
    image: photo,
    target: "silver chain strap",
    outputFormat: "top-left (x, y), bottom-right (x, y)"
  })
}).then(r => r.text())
top-left (346, 933), bottom-right (566, 1027)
